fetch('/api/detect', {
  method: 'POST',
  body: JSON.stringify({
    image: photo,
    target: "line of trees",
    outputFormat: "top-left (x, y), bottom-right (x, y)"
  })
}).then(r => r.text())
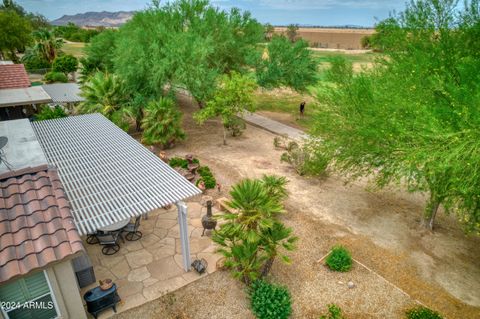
top-left (78, 0), bottom-right (318, 147)
top-left (310, 0), bottom-right (480, 233)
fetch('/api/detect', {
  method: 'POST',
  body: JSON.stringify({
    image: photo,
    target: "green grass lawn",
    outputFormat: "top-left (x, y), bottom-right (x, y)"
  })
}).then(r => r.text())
top-left (62, 42), bottom-right (86, 58)
top-left (310, 50), bottom-right (380, 64)
top-left (253, 51), bottom-right (379, 130)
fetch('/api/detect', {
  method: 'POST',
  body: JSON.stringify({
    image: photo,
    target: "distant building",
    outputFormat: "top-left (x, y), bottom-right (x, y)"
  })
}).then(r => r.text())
top-left (0, 64), bottom-right (53, 121)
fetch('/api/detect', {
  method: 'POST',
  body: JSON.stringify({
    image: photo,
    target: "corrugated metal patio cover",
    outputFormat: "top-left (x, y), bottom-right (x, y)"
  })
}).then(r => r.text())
top-left (32, 113), bottom-right (201, 235)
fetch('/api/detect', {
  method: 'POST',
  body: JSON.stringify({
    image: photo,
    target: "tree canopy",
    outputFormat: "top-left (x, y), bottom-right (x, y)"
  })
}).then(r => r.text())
top-left (257, 35), bottom-right (318, 92)
top-left (194, 72), bottom-right (258, 144)
top-left (0, 10), bottom-right (32, 61)
top-left (311, 0), bottom-right (480, 233)
top-left (114, 0), bottom-right (263, 104)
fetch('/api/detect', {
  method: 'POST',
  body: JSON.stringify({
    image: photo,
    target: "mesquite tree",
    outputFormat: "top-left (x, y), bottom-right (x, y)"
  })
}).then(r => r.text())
top-left (311, 0), bottom-right (480, 233)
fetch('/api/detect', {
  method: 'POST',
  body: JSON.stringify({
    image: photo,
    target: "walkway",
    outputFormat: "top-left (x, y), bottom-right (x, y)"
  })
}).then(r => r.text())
top-left (243, 112), bottom-right (307, 141)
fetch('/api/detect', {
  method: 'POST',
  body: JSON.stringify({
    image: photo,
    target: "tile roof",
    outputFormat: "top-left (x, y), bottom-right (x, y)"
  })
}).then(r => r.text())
top-left (0, 64), bottom-right (31, 89)
top-left (0, 165), bottom-right (84, 283)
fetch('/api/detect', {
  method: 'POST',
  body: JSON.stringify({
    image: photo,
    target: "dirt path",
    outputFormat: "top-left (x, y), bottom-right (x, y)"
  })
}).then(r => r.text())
top-left (119, 94), bottom-right (480, 318)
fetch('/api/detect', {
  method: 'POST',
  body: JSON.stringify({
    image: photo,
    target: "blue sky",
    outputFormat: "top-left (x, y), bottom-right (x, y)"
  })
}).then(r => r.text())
top-left (17, 0), bottom-right (406, 26)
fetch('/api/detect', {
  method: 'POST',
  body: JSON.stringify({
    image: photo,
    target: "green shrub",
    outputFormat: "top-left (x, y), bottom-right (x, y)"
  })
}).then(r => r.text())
top-left (280, 140), bottom-right (328, 176)
top-left (198, 166), bottom-right (216, 189)
top-left (325, 246), bottom-right (352, 272)
top-left (44, 71), bottom-right (68, 83)
top-left (319, 304), bottom-right (344, 319)
top-left (35, 105), bottom-right (67, 121)
top-left (250, 280), bottom-right (292, 319)
top-left (22, 55), bottom-right (51, 70)
top-left (52, 54), bottom-right (78, 75)
top-left (169, 157), bottom-right (189, 169)
top-left (405, 306), bottom-right (443, 319)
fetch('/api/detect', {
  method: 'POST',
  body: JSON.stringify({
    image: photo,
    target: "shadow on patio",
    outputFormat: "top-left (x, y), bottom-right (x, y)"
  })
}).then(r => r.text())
top-left (80, 200), bottom-right (222, 318)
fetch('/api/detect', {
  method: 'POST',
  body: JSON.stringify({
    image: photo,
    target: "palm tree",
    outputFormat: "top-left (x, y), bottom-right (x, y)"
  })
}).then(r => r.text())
top-left (213, 178), bottom-right (296, 284)
top-left (78, 72), bottom-right (127, 115)
top-left (140, 97), bottom-right (186, 148)
top-left (78, 72), bottom-right (130, 130)
top-left (31, 29), bottom-right (63, 63)
top-left (260, 175), bottom-right (289, 202)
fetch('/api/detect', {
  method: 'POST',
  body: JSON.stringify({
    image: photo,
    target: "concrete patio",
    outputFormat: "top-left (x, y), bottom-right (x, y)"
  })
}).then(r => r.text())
top-left (80, 201), bottom-right (222, 318)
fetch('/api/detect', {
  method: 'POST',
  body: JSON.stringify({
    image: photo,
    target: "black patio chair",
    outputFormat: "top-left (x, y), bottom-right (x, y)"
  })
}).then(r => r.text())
top-left (86, 232), bottom-right (99, 245)
top-left (97, 232), bottom-right (121, 255)
top-left (123, 216), bottom-right (142, 241)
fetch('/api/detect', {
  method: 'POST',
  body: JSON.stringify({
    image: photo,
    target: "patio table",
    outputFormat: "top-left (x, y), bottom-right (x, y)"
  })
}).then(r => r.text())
top-left (98, 218), bottom-right (130, 232)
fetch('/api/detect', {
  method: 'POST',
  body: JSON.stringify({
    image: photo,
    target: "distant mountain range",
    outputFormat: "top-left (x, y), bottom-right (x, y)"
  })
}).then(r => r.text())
top-left (51, 11), bottom-right (134, 27)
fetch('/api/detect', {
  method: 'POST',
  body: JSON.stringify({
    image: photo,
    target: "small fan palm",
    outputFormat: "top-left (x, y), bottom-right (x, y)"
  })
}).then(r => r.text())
top-left (141, 97), bottom-right (186, 148)
top-left (78, 72), bottom-right (127, 115)
top-left (260, 175), bottom-right (289, 202)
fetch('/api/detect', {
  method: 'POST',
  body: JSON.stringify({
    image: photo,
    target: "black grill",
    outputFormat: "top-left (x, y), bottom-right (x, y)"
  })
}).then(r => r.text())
top-left (83, 284), bottom-right (120, 319)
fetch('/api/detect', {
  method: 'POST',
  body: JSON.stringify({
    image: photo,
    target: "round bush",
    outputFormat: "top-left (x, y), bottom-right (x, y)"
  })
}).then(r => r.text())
top-left (406, 306), bottom-right (443, 319)
top-left (325, 245), bottom-right (352, 272)
top-left (250, 280), bottom-right (292, 319)
top-left (44, 71), bottom-right (68, 83)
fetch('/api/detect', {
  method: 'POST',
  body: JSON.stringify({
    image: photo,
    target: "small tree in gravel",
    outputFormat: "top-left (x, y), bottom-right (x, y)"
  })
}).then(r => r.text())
top-left (406, 306), bottom-right (443, 319)
top-left (194, 72), bottom-right (257, 145)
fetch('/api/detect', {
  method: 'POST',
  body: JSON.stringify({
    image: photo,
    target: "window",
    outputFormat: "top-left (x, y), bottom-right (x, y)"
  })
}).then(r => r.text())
top-left (0, 271), bottom-right (59, 319)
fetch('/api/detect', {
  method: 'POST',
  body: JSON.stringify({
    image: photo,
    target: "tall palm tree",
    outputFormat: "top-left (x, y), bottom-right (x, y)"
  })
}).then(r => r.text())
top-left (31, 29), bottom-right (63, 63)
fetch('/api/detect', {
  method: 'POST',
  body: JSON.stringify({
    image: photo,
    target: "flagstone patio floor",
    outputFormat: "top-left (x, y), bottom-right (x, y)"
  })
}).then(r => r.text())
top-left (80, 201), bottom-right (222, 318)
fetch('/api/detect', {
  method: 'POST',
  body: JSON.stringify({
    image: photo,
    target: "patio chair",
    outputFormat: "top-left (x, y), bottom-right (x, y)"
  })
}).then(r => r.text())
top-left (123, 216), bottom-right (142, 241)
top-left (96, 232), bottom-right (121, 255)
top-left (86, 232), bottom-right (99, 245)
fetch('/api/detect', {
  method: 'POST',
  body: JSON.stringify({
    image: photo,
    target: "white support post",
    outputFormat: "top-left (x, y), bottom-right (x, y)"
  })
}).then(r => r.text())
top-left (176, 201), bottom-right (191, 271)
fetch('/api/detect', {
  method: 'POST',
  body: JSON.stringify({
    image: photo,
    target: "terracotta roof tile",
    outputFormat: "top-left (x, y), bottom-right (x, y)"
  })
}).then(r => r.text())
top-left (0, 64), bottom-right (31, 89)
top-left (0, 165), bottom-right (84, 283)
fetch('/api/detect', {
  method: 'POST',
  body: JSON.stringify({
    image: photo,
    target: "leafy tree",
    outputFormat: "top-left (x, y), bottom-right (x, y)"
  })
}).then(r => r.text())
top-left (1, 0), bottom-right (50, 30)
top-left (264, 23), bottom-right (275, 41)
top-left (0, 10), bottom-right (32, 61)
top-left (78, 72), bottom-right (130, 130)
top-left (311, 0), bottom-right (480, 232)
top-left (286, 24), bottom-right (299, 42)
top-left (80, 29), bottom-right (117, 79)
top-left (141, 97), bottom-right (186, 148)
top-left (213, 177), bottom-right (297, 285)
top-left (52, 54), bottom-right (78, 79)
top-left (194, 72), bottom-right (258, 145)
top-left (114, 0), bottom-right (263, 106)
top-left (256, 35), bottom-right (318, 92)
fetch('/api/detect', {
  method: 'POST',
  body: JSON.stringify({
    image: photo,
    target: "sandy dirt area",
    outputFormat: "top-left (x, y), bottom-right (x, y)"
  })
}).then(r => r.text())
top-left (116, 93), bottom-right (480, 319)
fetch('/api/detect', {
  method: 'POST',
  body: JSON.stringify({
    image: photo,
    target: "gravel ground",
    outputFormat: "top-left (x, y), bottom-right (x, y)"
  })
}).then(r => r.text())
top-left (114, 93), bottom-right (480, 319)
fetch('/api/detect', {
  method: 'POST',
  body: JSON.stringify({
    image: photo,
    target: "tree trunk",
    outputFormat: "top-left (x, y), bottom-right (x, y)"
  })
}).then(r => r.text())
top-left (260, 257), bottom-right (275, 278)
top-left (223, 125), bottom-right (227, 145)
top-left (426, 201), bottom-right (440, 231)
